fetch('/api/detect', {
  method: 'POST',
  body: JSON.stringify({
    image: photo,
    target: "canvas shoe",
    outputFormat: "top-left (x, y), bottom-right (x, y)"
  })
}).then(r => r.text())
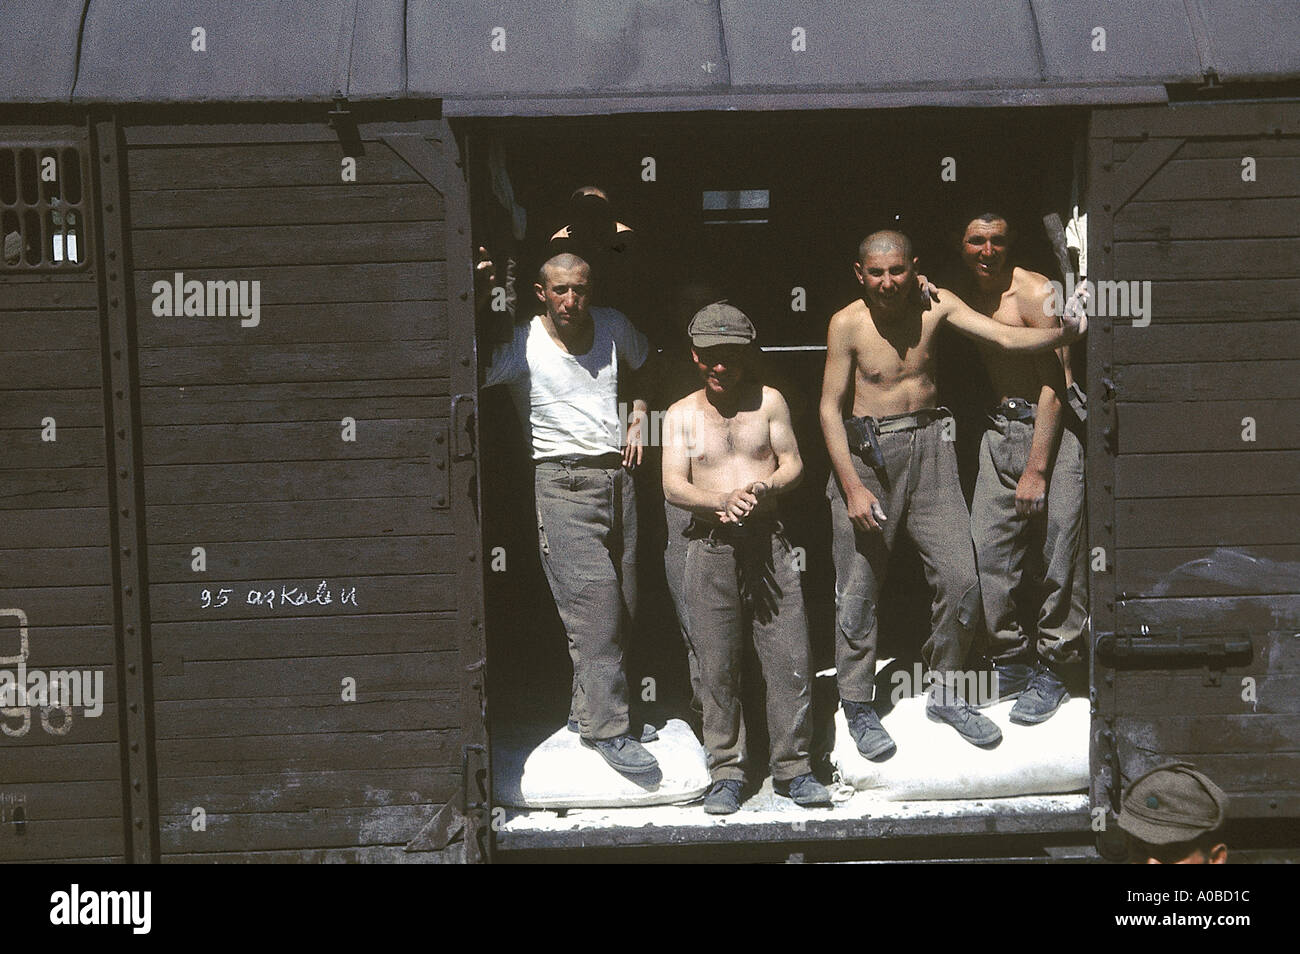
top-left (842, 700), bottom-right (897, 760)
top-left (703, 779), bottom-right (743, 815)
top-left (926, 694), bottom-right (1003, 747)
top-left (1009, 665), bottom-right (1070, 725)
top-left (581, 733), bottom-right (660, 775)
top-left (774, 773), bottom-right (832, 807)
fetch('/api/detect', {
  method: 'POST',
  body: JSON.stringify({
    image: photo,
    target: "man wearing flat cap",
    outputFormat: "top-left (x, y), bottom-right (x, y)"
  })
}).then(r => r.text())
top-left (662, 303), bottom-right (829, 815)
top-left (1118, 761), bottom-right (1229, 864)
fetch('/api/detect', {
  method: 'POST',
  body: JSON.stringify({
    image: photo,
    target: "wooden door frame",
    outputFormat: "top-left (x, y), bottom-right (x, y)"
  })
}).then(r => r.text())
top-left (1086, 99), bottom-right (1300, 841)
top-left (378, 118), bottom-right (492, 863)
top-left (100, 105), bottom-right (492, 862)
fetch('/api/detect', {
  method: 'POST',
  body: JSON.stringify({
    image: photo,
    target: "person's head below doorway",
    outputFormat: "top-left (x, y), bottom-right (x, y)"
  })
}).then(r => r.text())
top-left (1118, 761), bottom-right (1229, 864)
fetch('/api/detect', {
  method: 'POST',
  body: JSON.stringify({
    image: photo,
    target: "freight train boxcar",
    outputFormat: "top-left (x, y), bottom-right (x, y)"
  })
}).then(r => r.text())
top-left (1, 1), bottom-right (1296, 863)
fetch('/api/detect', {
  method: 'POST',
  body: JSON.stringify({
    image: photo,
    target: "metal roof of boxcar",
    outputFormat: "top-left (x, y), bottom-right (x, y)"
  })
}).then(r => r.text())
top-left (2, 1), bottom-right (1297, 112)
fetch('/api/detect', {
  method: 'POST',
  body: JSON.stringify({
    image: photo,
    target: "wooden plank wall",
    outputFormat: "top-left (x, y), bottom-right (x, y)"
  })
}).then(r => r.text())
top-left (122, 123), bottom-right (463, 860)
top-left (1094, 102), bottom-right (1300, 817)
top-left (0, 124), bottom-right (127, 861)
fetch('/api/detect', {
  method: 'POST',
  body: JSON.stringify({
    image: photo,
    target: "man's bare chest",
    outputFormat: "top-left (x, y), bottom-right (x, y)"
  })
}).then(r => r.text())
top-left (690, 411), bottom-right (772, 466)
top-left (974, 285), bottom-right (1038, 329)
top-left (853, 327), bottom-right (936, 383)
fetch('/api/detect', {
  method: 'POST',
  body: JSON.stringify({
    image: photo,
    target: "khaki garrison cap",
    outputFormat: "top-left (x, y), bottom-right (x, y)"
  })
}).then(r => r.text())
top-left (689, 302), bottom-right (756, 348)
top-left (1117, 762), bottom-right (1229, 845)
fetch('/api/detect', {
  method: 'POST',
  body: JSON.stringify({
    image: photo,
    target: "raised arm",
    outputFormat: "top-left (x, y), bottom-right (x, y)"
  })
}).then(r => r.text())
top-left (474, 246), bottom-right (516, 349)
top-left (941, 286), bottom-right (1085, 353)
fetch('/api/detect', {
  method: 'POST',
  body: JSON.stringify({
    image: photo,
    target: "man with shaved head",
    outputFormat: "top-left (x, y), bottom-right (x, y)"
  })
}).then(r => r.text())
top-left (482, 252), bottom-right (658, 777)
top-left (858, 230), bottom-right (915, 264)
top-left (821, 229), bottom-right (1086, 756)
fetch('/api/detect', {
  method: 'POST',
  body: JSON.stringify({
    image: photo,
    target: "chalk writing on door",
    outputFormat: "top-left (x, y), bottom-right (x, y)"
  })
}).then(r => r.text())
top-left (199, 580), bottom-right (359, 611)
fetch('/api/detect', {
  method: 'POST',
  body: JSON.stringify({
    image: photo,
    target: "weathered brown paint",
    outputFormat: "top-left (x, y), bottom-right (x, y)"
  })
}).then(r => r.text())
top-left (4, 96), bottom-right (1297, 861)
top-left (1090, 100), bottom-right (1300, 826)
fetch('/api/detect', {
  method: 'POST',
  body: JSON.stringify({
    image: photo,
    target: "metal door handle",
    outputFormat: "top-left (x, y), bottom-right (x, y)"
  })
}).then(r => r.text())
top-left (450, 392), bottom-right (477, 462)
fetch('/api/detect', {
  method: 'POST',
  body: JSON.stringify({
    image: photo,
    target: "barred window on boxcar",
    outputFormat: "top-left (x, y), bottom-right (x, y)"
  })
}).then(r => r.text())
top-left (1, 146), bottom-right (87, 270)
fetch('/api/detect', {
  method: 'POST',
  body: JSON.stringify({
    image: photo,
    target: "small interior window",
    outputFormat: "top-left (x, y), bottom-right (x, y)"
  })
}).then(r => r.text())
top-left (702, 188), bottom-right (770, 225)
top-left (0, 144), bottom-right (87, 270)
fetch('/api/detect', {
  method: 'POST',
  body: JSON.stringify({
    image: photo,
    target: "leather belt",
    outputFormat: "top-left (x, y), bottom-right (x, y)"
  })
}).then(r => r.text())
top-left (686, 515), bottom-right (778, 542)
top-left (864, 406), bottom-right (953, 435)
top-left (534, 452), bottom-right (623, 468)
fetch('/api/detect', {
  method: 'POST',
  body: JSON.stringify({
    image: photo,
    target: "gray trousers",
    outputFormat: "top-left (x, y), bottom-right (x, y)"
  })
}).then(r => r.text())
top-left (970, 415), bottom-right (1087, 668)
top-left (684, 521), bottom-right (814, 783)
top-left (827, 416), bottom-right (981, 703)
top-left (534, 461), bottom-right (636, 740)
top-left (664, 501), bottom-right (704, 714)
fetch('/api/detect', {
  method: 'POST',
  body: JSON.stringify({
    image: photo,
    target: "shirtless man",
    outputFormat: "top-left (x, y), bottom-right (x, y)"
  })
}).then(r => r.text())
top-left (958, 213), bottom-right (1088, 725)
top-left (662, 302), bottom-right (830, 814)
top-left (820, 230), bottom-right (1086, 756)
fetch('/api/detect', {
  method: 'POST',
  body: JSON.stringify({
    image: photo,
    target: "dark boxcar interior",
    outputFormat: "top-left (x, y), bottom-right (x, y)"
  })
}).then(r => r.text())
top-left (473, 109), bottom-right (1085, 764)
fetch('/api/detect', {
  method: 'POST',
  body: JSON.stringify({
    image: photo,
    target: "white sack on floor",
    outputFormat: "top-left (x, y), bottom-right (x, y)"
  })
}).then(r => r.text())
top-left (494, 718), bottom-right (710, 809)
top-left (831, 696), bottom-right (1089, 800)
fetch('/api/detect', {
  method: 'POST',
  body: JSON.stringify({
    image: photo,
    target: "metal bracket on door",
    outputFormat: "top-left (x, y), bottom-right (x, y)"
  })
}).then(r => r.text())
top-left (462, 743), bottom-right (490, 863)
top-left (1095, 630), bottom-right (1253, 663)
top-left (450, 393), bottom-right (477, 463)
top-left (1096, 629), bottom-right (1254, 687)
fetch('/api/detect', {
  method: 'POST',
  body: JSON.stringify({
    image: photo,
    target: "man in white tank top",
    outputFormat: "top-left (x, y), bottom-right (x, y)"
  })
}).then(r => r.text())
top-left (483, 253), bottom-right (658, 776)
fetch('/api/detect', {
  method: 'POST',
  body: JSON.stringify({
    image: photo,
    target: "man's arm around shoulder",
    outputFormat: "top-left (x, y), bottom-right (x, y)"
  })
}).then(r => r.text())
top-left (939, 284), bottom-right (1085, 353)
